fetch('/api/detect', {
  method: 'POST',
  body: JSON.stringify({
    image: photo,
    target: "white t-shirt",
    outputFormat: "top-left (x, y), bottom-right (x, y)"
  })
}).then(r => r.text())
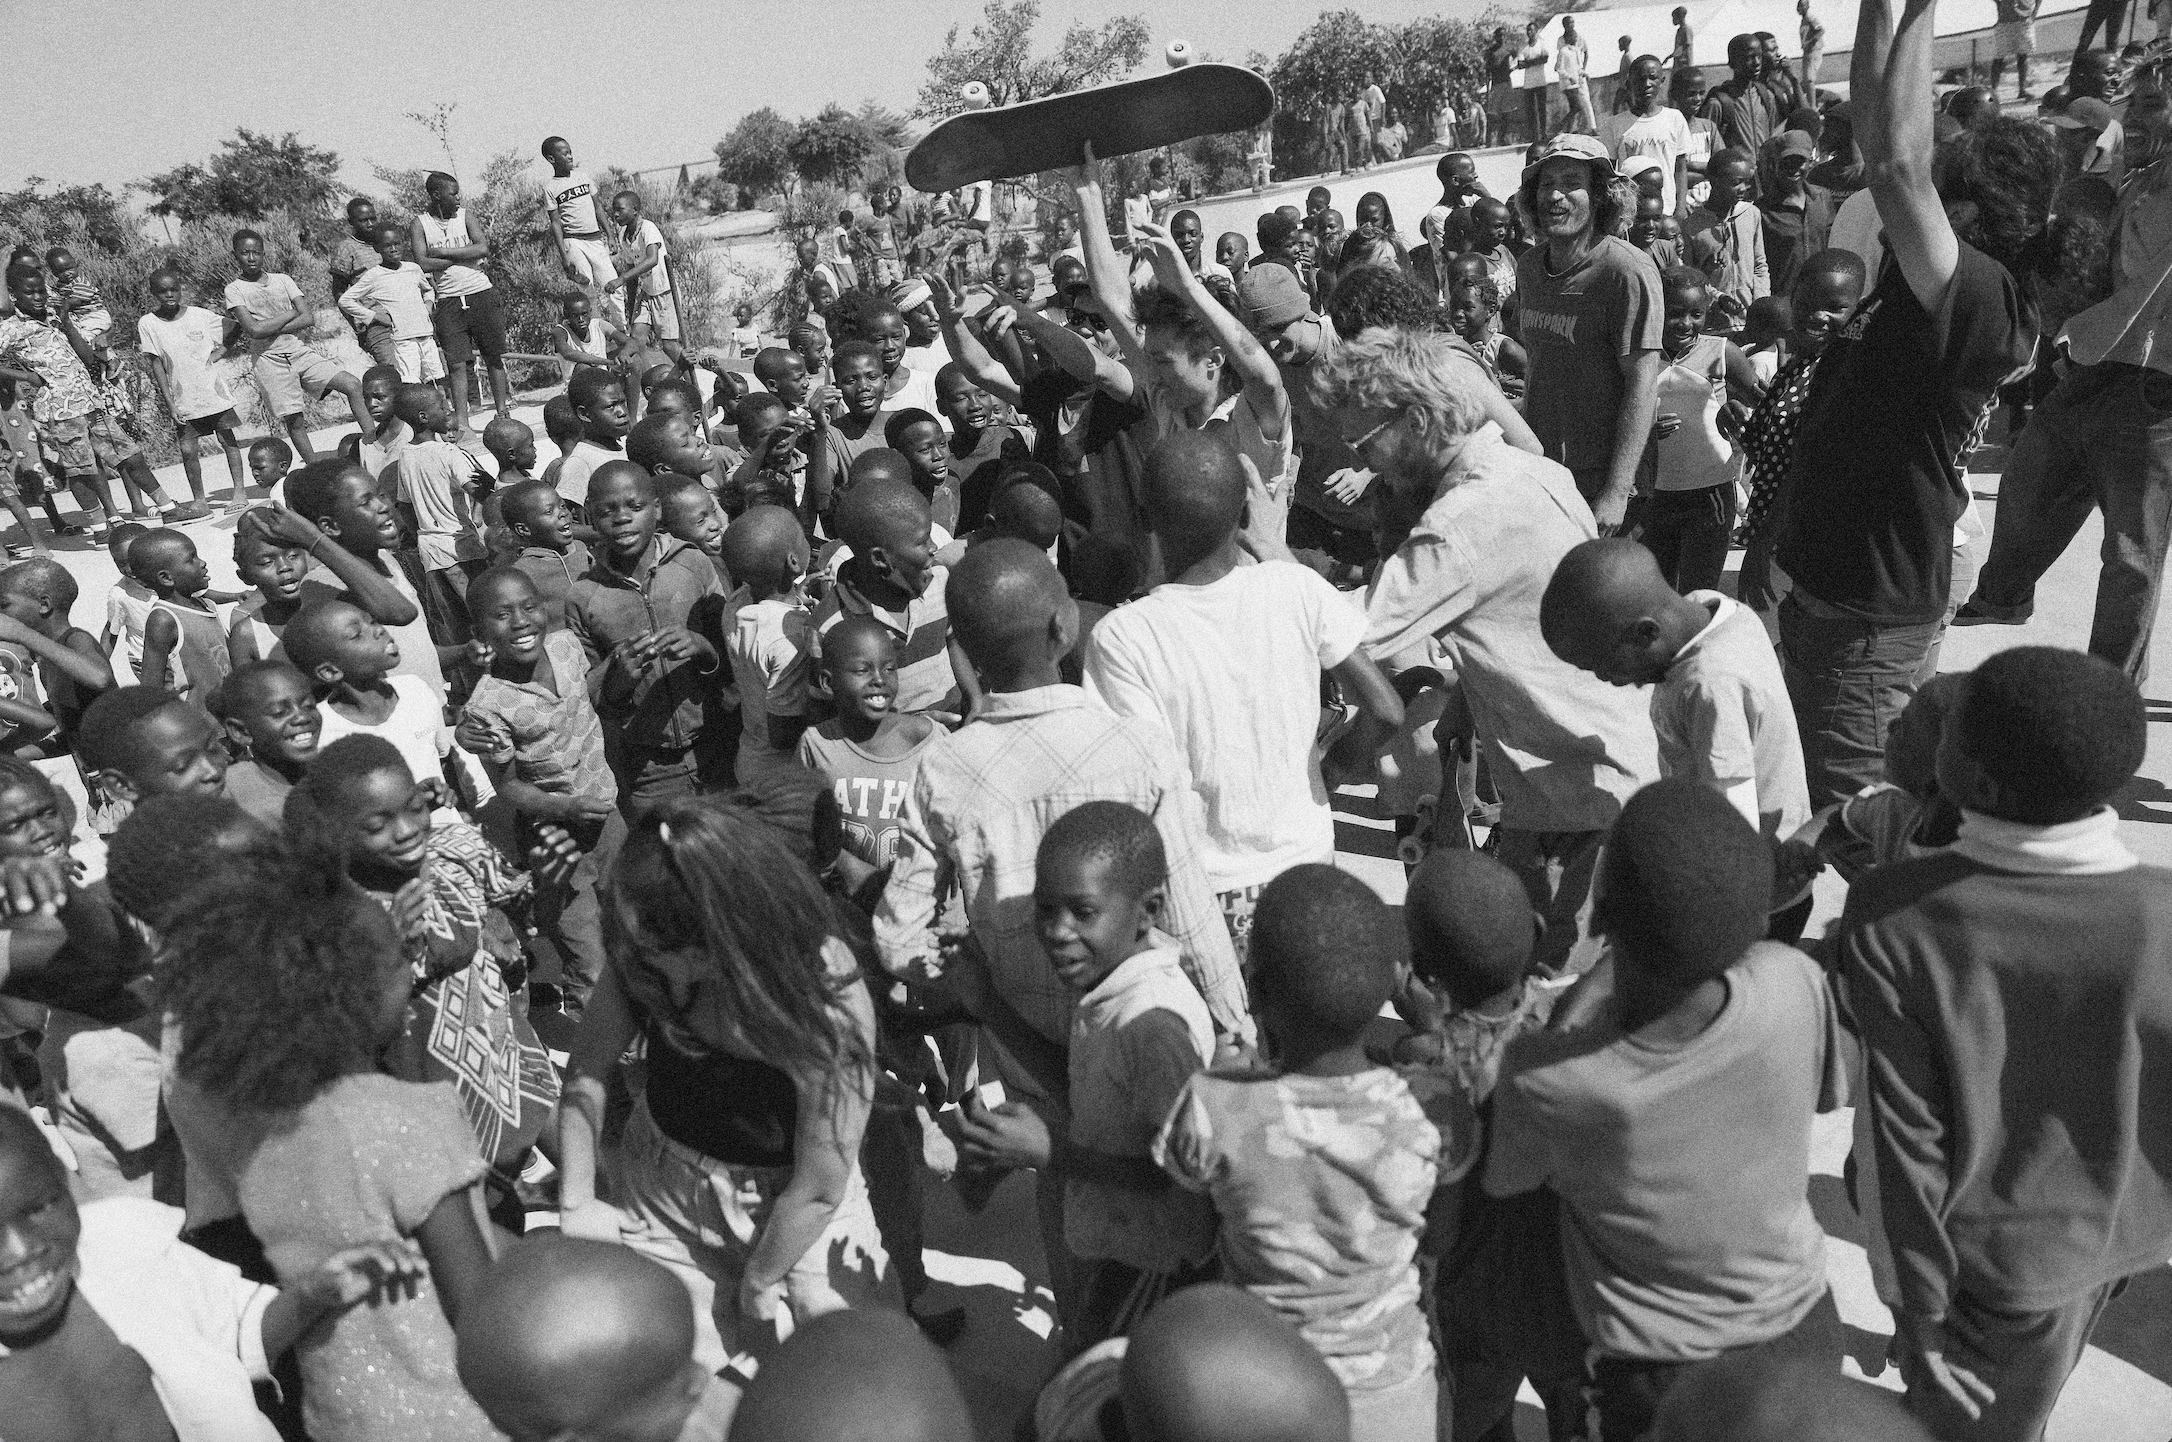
top-left (620, 217), bottom-right (672, 299)
top-left (1652, 594), bottom-right (1811, 842)
top-left (136, 307), bottom-right (236, 421)
top-left (314, 673), bottom-right (451, 797)
top-left (544, 171), bottom-right (606, 238)
top-left (555, 439), bottom-right (624, 509)
top-left (1082, 561), bottom-right (1365, 892)
top-left (726, 594), bottom-right (813, 782)
top-left (1610, 108), bottom-right (1694, 214)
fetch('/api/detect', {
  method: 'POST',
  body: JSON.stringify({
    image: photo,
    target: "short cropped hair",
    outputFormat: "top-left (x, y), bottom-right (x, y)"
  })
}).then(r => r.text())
top-left (246, 436), bottom-right (293, 468)
top-left (1406, 850), bottom-right (1536, 1007)
top-left (1250, 864), bottom-right (1402, 1044)
top-left (1599, 780), bottom-right (1771, 983)
top-left (567, 365), bottom-right (622, 414)
top-left (882, 409), bottom-right (942, 448)
top-left (77, 686), bottom-right (186, 774)
top-left (1949, 646), bottom-right (2145, 821)
top-left (1037, 801), bottom-right (1167, 898)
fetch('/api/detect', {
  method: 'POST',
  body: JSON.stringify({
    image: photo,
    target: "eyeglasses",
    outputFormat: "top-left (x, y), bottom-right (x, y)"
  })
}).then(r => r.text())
top-left (1344, 410), bottom-right (1403, 454)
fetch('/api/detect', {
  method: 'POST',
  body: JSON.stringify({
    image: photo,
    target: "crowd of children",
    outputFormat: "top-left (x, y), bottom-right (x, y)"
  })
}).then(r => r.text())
top-left (1, 7), bottom-right (2169, 1442)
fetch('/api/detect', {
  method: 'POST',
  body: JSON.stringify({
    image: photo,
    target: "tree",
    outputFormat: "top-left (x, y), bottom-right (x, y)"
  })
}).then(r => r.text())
top-left (915, 0), bottom-right (1150, 120)
top-left (713, 107), bottom-right (796, 203)
top-left (0, 179), bottom-right (131, 254)
top-left (1270, 11), bottom-right (1392, 118)
top-left (787, 105), bottom-right (883, 190)
top-left (1386, 17), bottom-right (1489, 142)
top-left (135, 129), bottom-right (345, 223)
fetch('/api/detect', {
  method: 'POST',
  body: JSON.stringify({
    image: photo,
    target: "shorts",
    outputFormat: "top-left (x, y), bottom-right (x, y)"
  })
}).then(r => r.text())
top-left (41, 410), bottom-right (138, 480)
top-left (562, 235), bottom-right (618, 289)
top-left (433, 287), bottom-right (509, 365)
top-left (633, 291), bottom-right (682, 342)
top-left (253, 346), bottom-right (346, 418)
top-left (354, 319), bottom-right (398, 367)
top-left (181, 409), bottom-right (240, 438)
top-left (392, 337), bottom-right (447, 385)
top-left (1995, 18), bottom-right (2036, 54)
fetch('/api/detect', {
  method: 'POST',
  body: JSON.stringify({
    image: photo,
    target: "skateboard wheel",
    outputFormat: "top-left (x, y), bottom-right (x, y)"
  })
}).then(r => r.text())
top-left (1165, 40), bottom-right (1194, 67)
top-left (961, 81), bottom-right (992, 109)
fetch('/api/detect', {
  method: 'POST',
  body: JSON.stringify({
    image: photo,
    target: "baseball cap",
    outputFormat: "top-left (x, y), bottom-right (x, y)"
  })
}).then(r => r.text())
top-left (2052, 96), bottom-right (2115, 131)
top-left (1771, 130), bottom-right (1817, 162)
top-left (1520, 132), bottom-right (1616, 188)
top-left (1238, 264), bottom-right (1311, 330)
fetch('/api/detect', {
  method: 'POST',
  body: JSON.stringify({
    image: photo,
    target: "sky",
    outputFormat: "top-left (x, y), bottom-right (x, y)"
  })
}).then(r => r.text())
top-left (4, 0), bottom-right (1492, 202)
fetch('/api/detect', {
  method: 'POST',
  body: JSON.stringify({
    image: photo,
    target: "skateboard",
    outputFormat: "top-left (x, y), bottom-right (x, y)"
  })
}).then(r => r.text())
top-left (905, 62), bottom-right (1275, 194)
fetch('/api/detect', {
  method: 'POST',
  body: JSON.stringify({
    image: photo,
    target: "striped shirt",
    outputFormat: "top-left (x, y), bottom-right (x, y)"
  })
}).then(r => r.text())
top-left (810, 562), bottom-right (960, 716)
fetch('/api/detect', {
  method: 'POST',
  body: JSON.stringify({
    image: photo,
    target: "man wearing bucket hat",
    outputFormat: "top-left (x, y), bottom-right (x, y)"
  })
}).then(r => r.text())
top-left (1513, 133), bottom-right (1665, 533)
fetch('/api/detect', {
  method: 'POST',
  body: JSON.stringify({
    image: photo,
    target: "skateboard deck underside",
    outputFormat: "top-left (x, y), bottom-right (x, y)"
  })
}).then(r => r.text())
top-left (906, 64), bottom-right (1275, 192)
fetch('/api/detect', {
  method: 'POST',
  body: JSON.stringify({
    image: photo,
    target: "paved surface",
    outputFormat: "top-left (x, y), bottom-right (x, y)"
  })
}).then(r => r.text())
top-left (53, 403), bottom-right (2172, 1439)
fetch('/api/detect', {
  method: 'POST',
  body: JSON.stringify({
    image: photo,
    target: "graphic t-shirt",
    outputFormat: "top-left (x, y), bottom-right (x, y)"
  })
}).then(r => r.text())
top-left (1515, 236), bottom-right (1665, 475)
top-left (1777, 245), bottom-right (2035, 623)
top-left (544, 171), bottom-right (605, 238)
top-left (619, 217), bottom-right (672, 299)
top-left (797, 721), bottom-right (942, 871)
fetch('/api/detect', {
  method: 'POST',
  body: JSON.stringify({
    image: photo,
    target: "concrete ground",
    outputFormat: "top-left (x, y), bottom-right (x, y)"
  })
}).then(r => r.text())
top-left (48, 392), bottom-right (2172, 1439)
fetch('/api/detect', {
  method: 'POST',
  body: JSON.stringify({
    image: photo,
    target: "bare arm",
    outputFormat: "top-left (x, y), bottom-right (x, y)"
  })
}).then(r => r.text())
top-left (1008, 303), bottom-right (1132, 400)
top-left (1600, 349), bottom-right (1664, 530)
top-left (414, 1183), bottom-right (495, 1327)
top-left (409, 217), bottom-right (448, 275)
top-left (1322, 649), bottom-right (1407, 787)
top-left (138, 609), bottom-right (178, 692)
top-left (558, 961), bottom-right (641, 1234)
top-left (1069, 152), bottom-right (1152, 396)
top-left (242, 508), bottom-right (423, 628)
top-left (1137, 220), bottom-right (1289, 445)
top-left (611, 235), bottom-right (662, 292)
top-left (927, 276), bottom-right (1023, 406)
top-left (1721, 340), bottom-right (1764, 405)
top-left (1855, 0), bottom-right (1955, 312)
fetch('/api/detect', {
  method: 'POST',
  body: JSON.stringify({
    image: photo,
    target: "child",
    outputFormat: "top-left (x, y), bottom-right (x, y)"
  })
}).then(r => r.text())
top-left (211, 658), bottom-right (321, 826)
top-left (811, 474), bottom-right (962, 718)
top-left (497, 478), bottom-right (592, 631)
top-left (391, 382), bottom-right (489, 607)
top-left (221, 229), bottom-right (373, 464)
top-left (1642, 269), bottom-right (1762, 592)
top-left (1445, 255), bottom-right (1528, 405)
top-left (796, 613), bottom-right (941, 897)
top-left (732, 393), bottom-right (814, 521)
top-left (154, 833), bottom-right (503, 1442)
top-left (564, 462), bottom-right (726, 810)
top-left (658, 473), bottom-right (729, 586)
top-left (456, 1237), bottom-right (736, 1442)
top-left (1543, 538), bottom-right (1810, 849)
top-left (1834, 648), bottom-right (2172, 1442)
top-left (935, 362), bottom-right (1030, 533)
top-left (1394, 850), bottom-right (1588, 1442)
top-left (0, 1103), bottom-right (433, 1442)
top-left (456, 566), bottom-right (619, 1021)
top-left (1082, 432), bottom-right (1401, 962)
top-left (1670, 5), bottom-right (1695, 69)
top-left (607, 189), bottom-right (687, 372)
top-left (249, 436), bottom-right (294, 507)
top-left (1823, 672), bottom-right (1966, 874)
top-left (628, 407), bottom-right (721, 486)
top-left (2, 258), bottom-right (199, 536)
top-left (99, 521), bottom-right (155, 679)
top-left (553, 291), bottom-right (626, 386)
top-left (283, 598), bottom-right (462, 811)
top-left (287, 735), bottom-right (556, 1172)
top-left (1155, 865), bottom-right (1473, 1441)
top-left (482, 415), bottom-right (537, 488)
top-left (276, 457), bottom-right (449, 699)
top-left (228, 501), bottom-right (419, 668)
top-left (337, 223), bottom-right (441, 386)
top-left (882, 407), bottom-right (961, 532)
top-left (1630, 194), bottom-right (1685, 271)
top-left (77, 685), bottom-right (231, 845)
top-left (1465, 197), bottom-right (1522, 318)
top-left (136, 266), bottom-right (248, 511)
top-left (1682, 149), bottom-right (1769, 322)
top-left (552, 366), bottom-right (632, 517)
top-left (0, 375), bottom-right (58, 556)
top-left (728, 1311), bottom-right (973, 1442)
top-left (1486, 780), bottom-right (1845, 1442)
top-left (537, 393), bottom-right (582, 495)
top-left (958, 802), bottom-right (1219, 1350)
top-left (352, 364), bottom-right (409, 485)
top-left (131, 528), bottom-right (233, 711)
top-left (42, 245), bottom-right (112, 349)
top-left (720, 504), bottom-right (814, 784)
top-left (0, 556), bottom-right (117, 750)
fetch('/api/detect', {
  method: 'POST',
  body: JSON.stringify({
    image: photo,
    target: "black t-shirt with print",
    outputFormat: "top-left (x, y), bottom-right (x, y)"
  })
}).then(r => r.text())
top-left (1777, 243), bottom-right (2036, 625)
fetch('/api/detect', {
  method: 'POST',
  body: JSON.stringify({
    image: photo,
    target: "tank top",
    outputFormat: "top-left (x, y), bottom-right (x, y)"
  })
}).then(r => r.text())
top-left (644, 1028), bottom-right (799, 1168)
top-left (234, 595), bottom-right (283, 664)
top-left (1654, 334), bottom-right (1736, 492)
top-left (150, 597), bottom-right (232, 708)
top-left (417, 208), bottom-right (489, 298)
top-left (559, 319), bottom-right (609, 383)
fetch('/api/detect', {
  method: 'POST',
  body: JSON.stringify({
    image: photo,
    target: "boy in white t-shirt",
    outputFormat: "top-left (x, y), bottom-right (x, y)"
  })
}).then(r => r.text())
top-left (221, 229), bottom-right (372, 464)
top-left (136, 268), bottom-right (248, 512)
top-left (1082, 431), bottom-right (1403, 961)
top-left (605, 190), bottom-right (684, 372)
top-left (335, 224), bottom-right (441, 386)
top-left (540, 135), bottom-right (619, 304)
top-left (718, 505), bottom-right (814, 784)
top-left (1601, 55), bottom-right (1694, 215)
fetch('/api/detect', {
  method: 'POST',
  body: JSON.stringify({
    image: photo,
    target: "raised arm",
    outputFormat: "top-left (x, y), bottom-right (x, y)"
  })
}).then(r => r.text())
top-left (240, 506), bottom-right (420, 627)
top-left (1069, 149), bottom-right (1152, 393)
top-left (1855, 0), bottom-right (1955, 311)
top-left (927, 275), bottom-right (1022, 406)
top-left (1136, 220), bottom-right (1289, 446)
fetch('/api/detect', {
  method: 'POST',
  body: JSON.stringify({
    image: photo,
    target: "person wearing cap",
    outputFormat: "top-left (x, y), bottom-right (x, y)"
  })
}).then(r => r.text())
top-left (1600, 54), bottom-right (1694, 217)
top-left (1757, 129), bottom-right (1835, 297)
top-left (1702, 34), bottom-right (1778, 153)
top-left (1236, 265), bottom-right (1372, 579)
top-left (2052, 95), bottom-right (2124, 175)
top-left (1959, 52), bottom-right (2172, 680)
top-left (1514, 132), bottom-right (1666, 533)
top-left (1758, 0), bottom-right (2056, 811)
